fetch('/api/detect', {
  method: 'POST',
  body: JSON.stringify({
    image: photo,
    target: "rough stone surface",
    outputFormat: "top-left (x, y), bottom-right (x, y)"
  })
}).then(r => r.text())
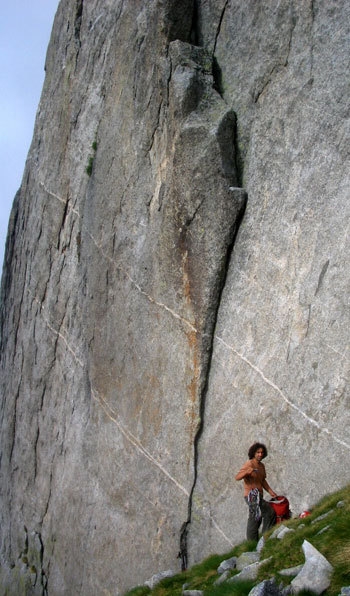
top-left (214, 569), bottom-right (230, 585)
top-left (291, 540), bottom-right (333, 595)
top-left (188, 0), bottom-right (350, 560)
top-left (228, 558), bottom-right (272, 582)
top-left (236, 550), bottom-right (260, 570)
top-left (311, 510), bottom-right (333, 523)
top-left (144, 569), bottom-right (176, 589)
top-left (0, 0), bottom-right (349, 594)
top-left (276, 527), bottom-right (295, 540)
top-left (271, 524), bottom-right (292, 540)
top-left (217, 555), bottom-right (237, 574)
top-left (248, 579), bottom-right (284, 596)
top-left (257, 536), bottom-right (265, 553)
top-left (279, 564), bottom-right (303, 577)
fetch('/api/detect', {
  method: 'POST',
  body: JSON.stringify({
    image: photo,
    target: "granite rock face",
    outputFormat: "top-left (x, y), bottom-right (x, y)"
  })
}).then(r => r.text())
top-left (0, 1), bottom-right (349, 594)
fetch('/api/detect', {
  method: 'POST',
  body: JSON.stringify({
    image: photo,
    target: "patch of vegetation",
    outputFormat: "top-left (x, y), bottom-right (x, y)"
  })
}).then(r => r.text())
top-left (86, 156), bottom-right (94, 176)
top-left (123, 485), bottom-right (350, 596)
top-left (124, 544), bottom-right (256, 596)
top-left (258, 485), bottom-right (350, 595)
top-left (124, 588), bottom-right (150, 596)
top-left (85, 137), bottom-right (98, 176)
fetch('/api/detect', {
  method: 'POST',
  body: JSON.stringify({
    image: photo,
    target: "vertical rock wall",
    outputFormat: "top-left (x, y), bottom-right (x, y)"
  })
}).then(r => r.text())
top-left (0, 0), bottom-right (349, 594)
top-left (190, 0), bottom-right (350, 560)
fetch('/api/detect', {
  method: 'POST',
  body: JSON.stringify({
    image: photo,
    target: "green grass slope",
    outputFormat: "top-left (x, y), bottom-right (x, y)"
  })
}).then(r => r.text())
top-left (124, 485), bottom-right (350, 596)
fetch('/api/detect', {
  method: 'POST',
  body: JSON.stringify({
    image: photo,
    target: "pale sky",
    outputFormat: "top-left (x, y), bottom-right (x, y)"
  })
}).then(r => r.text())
top-left (0, 0), bottom-right (59, 272)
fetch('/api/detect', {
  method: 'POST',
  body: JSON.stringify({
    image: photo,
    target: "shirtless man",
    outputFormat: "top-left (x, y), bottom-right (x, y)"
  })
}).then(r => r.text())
top-left (235, 442), bottom-right (277, 541)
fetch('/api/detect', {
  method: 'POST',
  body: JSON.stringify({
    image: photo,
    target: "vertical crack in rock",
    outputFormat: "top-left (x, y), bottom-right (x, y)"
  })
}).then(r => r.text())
top-left (211, 0), bottom-right (229, 98)
top-left (190, 0), bottom-right (199, 45)
top-left (162, 39), bottom-right (247, 567)
top-left (213, 0), bottom-right (229, 56)
top-left (315, 259), bottom-right (330, 296)
top-left (18, 526), bottom-right (47, 595)
top-left (74, 0), bottom-right (83, 50)
top-left (9, 386), bottom-right (20, 464)
top-left (57, 195), bottom-right (70, 251)
top-left (253, 5), bottom-right (297, 104)
top-left (179, 191), bottom-right (247, 570)
top-left (309, 0), bottom-right (315, 80)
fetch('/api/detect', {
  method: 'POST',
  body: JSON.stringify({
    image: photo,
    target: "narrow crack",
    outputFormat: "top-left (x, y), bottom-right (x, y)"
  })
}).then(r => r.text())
top-left (190, 0), bottom-right (199, 46)
top-left (145, 98), bottom-right (163, 155)
top-left (212, 1), bottom-right (230, 98)
top-left (175, 6), bottom-right (247, 558)
top-left (179, 191), bottom-right (247, 569)
top-left (309, 0), bottom-right (315, 81)
top-left (9, 386), bottom-right (20, 464)
top-left (213, 0), bottom-right (229, 56)
top-left (74, 0), bottom-right (83, 49)
top-left (315, 259), bottom-right (329, 296)
top-left (253, 7), bottom-right (297, 104)
top-left (57, 195), bottom-right (70, 251)
top-left (253, 63), bottom-right (283, 104)
top-left (33, 426), bottom-right (40, 481)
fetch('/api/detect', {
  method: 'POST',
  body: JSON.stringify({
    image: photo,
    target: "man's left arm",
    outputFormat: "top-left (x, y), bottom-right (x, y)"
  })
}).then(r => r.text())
top-left (262, 479), bottom-right (277, 498)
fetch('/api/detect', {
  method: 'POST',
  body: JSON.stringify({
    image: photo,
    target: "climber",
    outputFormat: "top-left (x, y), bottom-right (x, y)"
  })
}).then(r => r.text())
top-left (235, 442), bottom-right (277, 542)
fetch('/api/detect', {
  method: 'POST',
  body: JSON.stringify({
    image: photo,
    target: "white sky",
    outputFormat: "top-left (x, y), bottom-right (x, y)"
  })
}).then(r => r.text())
top-left (0, 0), bottom-right (59, 272)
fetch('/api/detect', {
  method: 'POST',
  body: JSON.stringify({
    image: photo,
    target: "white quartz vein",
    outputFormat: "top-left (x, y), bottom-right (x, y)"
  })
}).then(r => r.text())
top-left (210, 516), bottom-right (235, 547)
top-left (92, 387), bottom-right (190, 498)
top-left (39, 182), bottom-right (80, 217)
top-left (87, 232), bottom-right (198, 334)
top-left (216, 335), bottom-right (350, 450)
top-left (31, 293), bottom-right (84, 367)
top-left (40, 181), bottom-right (198, 334)
top-left (93, 389), bottom-right (234, 545)
top-left (32, 288), bottom-right (192, 499)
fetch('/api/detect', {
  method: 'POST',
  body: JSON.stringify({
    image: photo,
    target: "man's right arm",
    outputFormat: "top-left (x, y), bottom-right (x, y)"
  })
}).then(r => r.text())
top-left (235, 461), bottom-right (254, 480)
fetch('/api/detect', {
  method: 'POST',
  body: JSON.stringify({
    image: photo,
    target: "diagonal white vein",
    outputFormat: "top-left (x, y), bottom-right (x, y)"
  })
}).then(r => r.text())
top-left (92, 388), bottom-right (190, 497)
top-left (30, 290), bottom-right (192, 498)
top-left (30, 292), bottom-right (84, 368)
top-left (86, 230), bottom-right (198, 334)
top-left (209, 516), bottom-right (235, 547)
top-left (216, 335), bottom-right (350, 450)
top-left (93, 389), bottom-right (236, 544)
top-left (39, 182), bottom-right (80, 217)
top-left (40, 181), bottom-right (197, 334)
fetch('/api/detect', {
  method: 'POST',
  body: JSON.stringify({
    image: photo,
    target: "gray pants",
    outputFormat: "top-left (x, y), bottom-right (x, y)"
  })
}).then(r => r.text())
top-left (244, 496), bottom-right (276, 541)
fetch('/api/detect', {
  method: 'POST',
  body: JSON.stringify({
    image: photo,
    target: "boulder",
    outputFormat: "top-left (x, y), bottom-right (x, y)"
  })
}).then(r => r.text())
top-left (145, 569), bottom-right (176, 589)
top-left (214, 570), bottom-right (230, 585)
top-left (236, 550), bottom-right (260, 570)
top-left (279, 564), bottom-right (303, 577)
top-left (290, 540), bottom-right (333, 595)
top-left (248, 578), bottom-right (285, 596)
top-left (229, 558), bottom-right (272, 582)
top-left (271, 525), bottom-right (294, 540)
top-left (217, 556), bottom-right (237, 574)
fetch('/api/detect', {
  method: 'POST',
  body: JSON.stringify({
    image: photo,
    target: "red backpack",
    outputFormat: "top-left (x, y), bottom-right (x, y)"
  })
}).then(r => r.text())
top-left (269, 496), bottom-right (291, 523)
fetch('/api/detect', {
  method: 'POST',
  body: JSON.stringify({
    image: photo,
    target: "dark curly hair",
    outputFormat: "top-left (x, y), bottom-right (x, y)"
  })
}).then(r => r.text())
top-left (248, 442), bottom-right (268, 460)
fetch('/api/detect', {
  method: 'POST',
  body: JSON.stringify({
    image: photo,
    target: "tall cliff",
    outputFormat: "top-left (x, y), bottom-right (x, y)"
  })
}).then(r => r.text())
top-left (0, 1), bottom-right (349, 594)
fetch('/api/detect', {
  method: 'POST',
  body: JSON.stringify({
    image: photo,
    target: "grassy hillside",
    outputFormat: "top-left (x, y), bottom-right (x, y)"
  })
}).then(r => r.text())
top-left (124, 485), bottom-right (350, 596)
